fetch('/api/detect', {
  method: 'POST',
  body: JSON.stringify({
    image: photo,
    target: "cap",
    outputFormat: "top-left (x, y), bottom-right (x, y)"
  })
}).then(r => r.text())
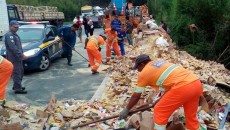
top-left (132, 54), bottom-right (151, 70)
top-left (10, 20), bottom-right (20, 27)
top-left (99, 34), bottom-right (107, 40)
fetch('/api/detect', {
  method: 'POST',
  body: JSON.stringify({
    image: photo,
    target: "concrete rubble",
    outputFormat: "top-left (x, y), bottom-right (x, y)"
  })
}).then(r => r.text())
top-left (0, 27), bottom-right (230, 130)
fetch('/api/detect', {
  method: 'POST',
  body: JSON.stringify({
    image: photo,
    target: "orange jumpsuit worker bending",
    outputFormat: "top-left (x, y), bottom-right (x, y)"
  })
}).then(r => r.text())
top-left (0, 55), bottom-right (13, 106)
top-left (85, 33), bottom-right (106, 74)
top-left (105, 28), bottom-right (122, 62)
top-left (119, 54), bottom-right (203, 130)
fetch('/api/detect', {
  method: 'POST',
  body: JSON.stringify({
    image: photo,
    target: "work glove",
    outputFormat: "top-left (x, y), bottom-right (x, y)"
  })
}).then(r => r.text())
top-left (98, 47), bottom-right (101, 52)
top-left (119, 108), bottom-right (129, 119)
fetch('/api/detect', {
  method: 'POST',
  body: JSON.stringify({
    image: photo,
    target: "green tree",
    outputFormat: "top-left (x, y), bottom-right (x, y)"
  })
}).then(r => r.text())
top-left (147, 0), bottom-right (230, 69)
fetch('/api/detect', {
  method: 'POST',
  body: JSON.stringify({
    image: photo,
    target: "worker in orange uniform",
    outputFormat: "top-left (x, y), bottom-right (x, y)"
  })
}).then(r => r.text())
top-left (85, 32), bottom-right (106, 74)
top-left (0, 55), bottom-right (13, 106)
top-left (105, 28), bottom-right (122, 63)
top-left (103, 15), bottom-right (111, 32)
top-left (119, 54), bottom-right (203, 130)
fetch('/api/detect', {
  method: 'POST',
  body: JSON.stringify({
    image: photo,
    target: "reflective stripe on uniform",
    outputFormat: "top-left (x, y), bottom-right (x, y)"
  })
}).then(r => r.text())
top-left (154, 123), bottom-right (166, 130)
top-left (95, 62), bottom-right (101, 67)
top-left (156, 64), bottom-right (179, 91)
top-left (134, 86), bottom-right (145, 93)
top-left (0, 56), bottom-right (3, 64)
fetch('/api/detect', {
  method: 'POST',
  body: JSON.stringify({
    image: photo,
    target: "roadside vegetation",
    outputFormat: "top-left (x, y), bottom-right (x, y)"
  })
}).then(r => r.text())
top-left (147, 0), bottom-right (230, 69)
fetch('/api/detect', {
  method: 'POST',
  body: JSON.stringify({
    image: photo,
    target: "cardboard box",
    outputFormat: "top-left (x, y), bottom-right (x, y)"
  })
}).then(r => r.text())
top-left (128, 114), bottom-right (140, 129)
top-left (166, 122), bottom-right (185, 130)
top-left (140, 111), bottom-right (154, 130)
top-left (1, 122), bottom-right (23, 130)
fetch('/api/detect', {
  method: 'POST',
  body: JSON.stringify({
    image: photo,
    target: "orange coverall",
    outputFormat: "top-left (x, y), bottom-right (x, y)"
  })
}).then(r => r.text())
top-left (105, 30), bottom-right (121, 62)
top-left (0, 56), bottom-right (13, 105)
top-left (86, 35), bottom-right (105, 72)
top-left (136, 60), bottom-right (203, 130)
top-left (103, 18), bottom-right (111, 32)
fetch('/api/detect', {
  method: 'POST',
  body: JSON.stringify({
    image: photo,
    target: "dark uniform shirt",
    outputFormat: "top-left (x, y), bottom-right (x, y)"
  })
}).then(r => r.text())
top-left (58, 26), bottom-right (76, 48)
top-left (4, 31), bottom-right (23, 62)
top-left (117, 29), bottom-right (126, 43)
top-left (125, 20), bottom-right (133, 34)
top-left (111, 19), bottom-right (121, 31)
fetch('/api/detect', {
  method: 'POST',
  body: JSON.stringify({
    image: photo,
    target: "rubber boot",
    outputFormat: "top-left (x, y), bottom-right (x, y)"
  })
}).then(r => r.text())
top-left (67, 57), bottom-right (72, 66)
top-left (92, 69), bottom-right (99, 75)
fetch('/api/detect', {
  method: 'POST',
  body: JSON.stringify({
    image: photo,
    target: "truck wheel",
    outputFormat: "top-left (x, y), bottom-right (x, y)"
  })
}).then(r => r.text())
top-left (39, 53), bottom-right (50, 71)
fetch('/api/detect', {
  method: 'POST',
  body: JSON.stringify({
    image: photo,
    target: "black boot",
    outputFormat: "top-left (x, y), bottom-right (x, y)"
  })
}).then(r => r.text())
top-left (67, 57), bottom-right (72, 66)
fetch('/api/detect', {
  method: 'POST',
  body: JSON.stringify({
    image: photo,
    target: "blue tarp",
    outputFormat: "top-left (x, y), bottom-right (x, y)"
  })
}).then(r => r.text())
top-left (112, 0), bottom-right (126, 14)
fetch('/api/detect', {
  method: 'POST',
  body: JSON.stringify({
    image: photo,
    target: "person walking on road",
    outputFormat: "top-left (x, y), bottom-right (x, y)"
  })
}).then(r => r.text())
top-left (76, 16), bottom-right (83, 43)
top-left (86, 16), bottom-right (94, 36)
top-left (125, 16), bottom-right (133, 46)
top-left (4, 20), bottom-right (27, 94)
top-left (119, 54), bottom-right (203, 130)
top-left (105, 28), bottom-right (122, 63)
top-left (117, 24), bottom-right (126, 56)
top-left (0, 56), bottom-right (13, 106)
top-left (85, 32), bottom-right (106, 74)
top-left (83, 16), bottom-right (89, 37)
top-left (58, 24), bottom-right (79, 66)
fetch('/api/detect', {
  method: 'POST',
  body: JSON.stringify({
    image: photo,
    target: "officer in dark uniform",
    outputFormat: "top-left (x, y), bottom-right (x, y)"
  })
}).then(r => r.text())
top-left (58, 24), bottom-right (79, 66)
top-left (4, 20), bottom-right (27, 94)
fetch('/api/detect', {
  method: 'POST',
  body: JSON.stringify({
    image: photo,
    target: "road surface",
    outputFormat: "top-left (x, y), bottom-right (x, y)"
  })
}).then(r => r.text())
top-left (2, 27), bottom-right (109, 106)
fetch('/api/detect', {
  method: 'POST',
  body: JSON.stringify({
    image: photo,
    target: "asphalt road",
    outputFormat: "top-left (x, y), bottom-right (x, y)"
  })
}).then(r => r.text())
top-left (2, 28), bottom-right (109, 106)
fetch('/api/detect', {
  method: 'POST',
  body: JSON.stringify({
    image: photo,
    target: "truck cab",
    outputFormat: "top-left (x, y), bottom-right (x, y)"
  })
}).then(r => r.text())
top-left (81, 5), bottom-right (93, 16)
top-left (0, 0), bottom-right (18, 38)
top-left (7, 4), bottom-right (21, 22)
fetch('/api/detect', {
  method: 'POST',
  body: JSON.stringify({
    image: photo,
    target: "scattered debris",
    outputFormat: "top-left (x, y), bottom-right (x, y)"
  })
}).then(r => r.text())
top-left (0, 24), bottom-right (230, 130)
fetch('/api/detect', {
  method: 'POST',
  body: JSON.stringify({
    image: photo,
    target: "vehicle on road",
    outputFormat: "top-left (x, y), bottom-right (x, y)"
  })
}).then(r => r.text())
top-left (0, 22), bottom-right (63, 71)
top-left (80, 5), bottom-right (103, 28)
top-left (0, 0), bottom-right (65, 39)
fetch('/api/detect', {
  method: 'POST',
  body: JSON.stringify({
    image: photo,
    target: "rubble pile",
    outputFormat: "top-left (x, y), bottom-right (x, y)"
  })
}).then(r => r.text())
top-left (99, 33), bottom-right (230, 129)
top-left (1, 29), bottom-right (230, 130)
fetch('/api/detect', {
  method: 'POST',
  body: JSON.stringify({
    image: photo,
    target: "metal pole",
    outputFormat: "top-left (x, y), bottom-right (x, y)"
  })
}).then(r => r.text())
top-left (62, 40), bottom-right (89, 62)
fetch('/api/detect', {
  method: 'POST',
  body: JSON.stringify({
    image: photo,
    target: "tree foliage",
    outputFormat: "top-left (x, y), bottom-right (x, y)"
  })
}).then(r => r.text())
top-left (147, 0), bottom-right (230, 69)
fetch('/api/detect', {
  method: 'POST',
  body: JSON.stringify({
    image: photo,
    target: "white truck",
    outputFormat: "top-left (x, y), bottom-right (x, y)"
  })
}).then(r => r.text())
top-left (0, 0), bottom-right (65, 39)
top-left (79, 5), bottom-right (103, 28)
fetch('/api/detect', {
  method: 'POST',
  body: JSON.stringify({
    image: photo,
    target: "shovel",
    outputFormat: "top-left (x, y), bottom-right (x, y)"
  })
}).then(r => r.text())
top-left (71, 97), bottom-right (160, 129)
top-left (62, 40), bottom-right (89, 62)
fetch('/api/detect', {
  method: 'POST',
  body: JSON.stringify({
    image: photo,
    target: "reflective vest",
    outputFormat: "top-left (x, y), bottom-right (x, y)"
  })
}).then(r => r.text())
top-left (88, 36), bottom-right (99, 47)
top-left (156, 64), bottom-right (179, 91)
